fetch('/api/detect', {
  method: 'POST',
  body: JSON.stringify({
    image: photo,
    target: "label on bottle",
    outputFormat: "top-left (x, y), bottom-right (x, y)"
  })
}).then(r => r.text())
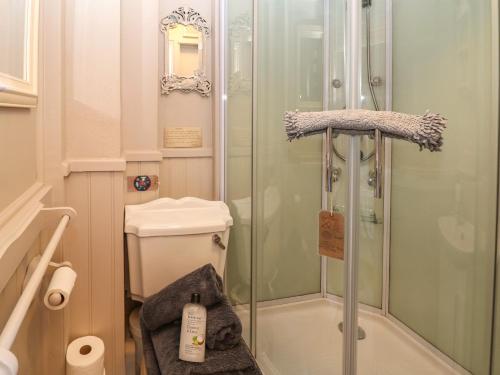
top-left (179, 306), bottom-right (206, 362)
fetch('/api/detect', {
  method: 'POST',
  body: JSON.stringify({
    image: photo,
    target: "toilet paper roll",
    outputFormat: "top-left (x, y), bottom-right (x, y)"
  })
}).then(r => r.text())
top-left (44, 266), bottom-right (77, 310)
top-left (66, 336), bottom-right (105, 375)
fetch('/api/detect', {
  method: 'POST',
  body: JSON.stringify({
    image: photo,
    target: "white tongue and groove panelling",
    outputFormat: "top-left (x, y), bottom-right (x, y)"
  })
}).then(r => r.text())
top-left (64, 171), bottom-right (125, 375)
top-left (159, 157), bottom-right (214, 200)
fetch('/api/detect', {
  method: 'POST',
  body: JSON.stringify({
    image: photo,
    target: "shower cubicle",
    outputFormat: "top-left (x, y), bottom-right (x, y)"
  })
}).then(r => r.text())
top-left (222, 0), bottom-right (500, 374)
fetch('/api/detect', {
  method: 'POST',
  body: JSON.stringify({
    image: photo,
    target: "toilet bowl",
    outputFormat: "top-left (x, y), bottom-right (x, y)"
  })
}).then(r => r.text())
top-left (128, 308), bottom-right (143, 375)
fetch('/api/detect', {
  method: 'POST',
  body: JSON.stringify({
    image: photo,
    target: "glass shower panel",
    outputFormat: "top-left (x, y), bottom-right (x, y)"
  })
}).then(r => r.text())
top-left (225, 0), bottom-right (254, 344)
top-left (390, 1), bottom-right (498, 374)
top-left (254, 0), bottom-right (334, 373)
top-left (255, 0), bottom-right (323, 303)
top-left (326, 0), bottom-right (386, 309)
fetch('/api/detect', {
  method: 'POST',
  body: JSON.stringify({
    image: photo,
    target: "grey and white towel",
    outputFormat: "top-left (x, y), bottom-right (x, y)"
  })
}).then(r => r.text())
top-left (284, 109), bottom-right (447, 151)
top-left (141, 319), bottom-right (162, 375)
top-left (140, 264), bottom-right (261, 374)
top-left (206, 296), bottom-right (242, 351)
top-left (141, 264), bottom-right (224, 332)
top-left (149, 323), bottom-right (261, 375)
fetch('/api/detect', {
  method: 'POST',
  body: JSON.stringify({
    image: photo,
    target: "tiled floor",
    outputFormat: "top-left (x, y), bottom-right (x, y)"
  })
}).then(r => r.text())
top-left (238, 299), bottom-right (464, 375)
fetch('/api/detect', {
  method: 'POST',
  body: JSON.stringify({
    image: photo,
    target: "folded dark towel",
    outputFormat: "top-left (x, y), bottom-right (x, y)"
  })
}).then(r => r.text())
top-left (151, 323), bottom-right (262, 375)
top-left (141, 264), bottom-right (224, 331)
top-left (141, 297), bottom-right (247, 374)
top-left (141, 318), bottom-right (162, 375)
top-left (206, 296), bottom-right (242, 351)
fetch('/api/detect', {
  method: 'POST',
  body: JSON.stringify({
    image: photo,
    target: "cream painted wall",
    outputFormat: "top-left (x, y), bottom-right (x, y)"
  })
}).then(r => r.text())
top-left (0, 108), bottom-right (38, 212)
top-left (158, 0), bottom-right (217, 201)
top-left (1, 0), bottom-right (126, 373)
top-left (121, 0), bottom-right (159, 155)
top-left (0, 3), bottom-right (64, 375)
top-left (1, 1), bottom-right (220, 374)
top-left (121, 0), bottom-right (219, 202)
top-left (0, 105), bottom-right (51, 375)
top-left (64, 0), bottom-right (121, 159)
top-left (121, 0), bottom-right (161, 205)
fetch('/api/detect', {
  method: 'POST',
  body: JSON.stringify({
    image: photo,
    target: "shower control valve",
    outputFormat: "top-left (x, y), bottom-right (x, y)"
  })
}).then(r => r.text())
top-left (370, 76), bottom-right (383, 87)
top-left (332, 167), bottom-right (342, 182)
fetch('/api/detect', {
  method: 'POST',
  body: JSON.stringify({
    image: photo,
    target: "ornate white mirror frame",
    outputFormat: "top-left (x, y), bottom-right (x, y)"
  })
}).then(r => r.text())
top-left (0, 0), bottom-right (40, 108)
top-left (160, 7), bottom-right (211, 97)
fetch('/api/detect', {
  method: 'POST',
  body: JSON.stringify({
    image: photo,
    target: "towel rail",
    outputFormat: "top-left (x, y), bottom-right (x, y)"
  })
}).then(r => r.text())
top-left (326, 128), bottom-right (384, 199)
top-left (0, 208), bottom-right (75, 374)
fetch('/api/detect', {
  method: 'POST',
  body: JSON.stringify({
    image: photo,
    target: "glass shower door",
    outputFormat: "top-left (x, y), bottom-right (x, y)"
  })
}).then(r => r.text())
top-left (253, 0), bottom-right (327, 373)
top-left (326, 0), bottom-right (386, 310)
top-left (225, 0), bottom-right (254, 345)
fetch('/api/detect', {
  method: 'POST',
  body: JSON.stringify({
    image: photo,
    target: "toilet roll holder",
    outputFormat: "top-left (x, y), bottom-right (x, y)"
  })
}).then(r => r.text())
top-left (23, 257), bottom-right (73, 290)
top-left (0, 206), bottom-right (77, 375)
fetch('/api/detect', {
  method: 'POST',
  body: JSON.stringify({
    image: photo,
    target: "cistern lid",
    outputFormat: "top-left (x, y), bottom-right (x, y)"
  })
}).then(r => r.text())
top-left (124, 197), bottom-right (233, 237)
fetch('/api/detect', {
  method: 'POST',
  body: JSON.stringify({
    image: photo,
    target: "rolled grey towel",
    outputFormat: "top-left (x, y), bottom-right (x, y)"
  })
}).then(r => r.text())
top-left (141, 312), bottom-right (256, 375)
top-left (284, 109), bottom-right (447, 151)
top-left (206, 296), bottom-right (243, 351)
top-left (150, 322), bottom-right (262, 375)
top-left (141, 264), bottom-right (224, 331)
top-left (141, 317), bottom-right (162, 375)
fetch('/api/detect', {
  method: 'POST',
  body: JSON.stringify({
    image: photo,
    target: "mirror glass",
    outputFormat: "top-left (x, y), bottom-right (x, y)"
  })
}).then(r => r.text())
top-left (160, 7), bottom-right (211, 96)
top-left (228, 14), bottom-right (252, 94)
top-left (167, 24), bottom-right (204, 77)
top-left (0, 0), bottom-right (28, 80)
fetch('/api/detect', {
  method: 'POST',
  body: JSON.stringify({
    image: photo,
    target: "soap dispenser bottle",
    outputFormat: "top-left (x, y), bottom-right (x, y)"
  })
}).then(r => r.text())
top-left (179, 293), bottom-right (207, 362)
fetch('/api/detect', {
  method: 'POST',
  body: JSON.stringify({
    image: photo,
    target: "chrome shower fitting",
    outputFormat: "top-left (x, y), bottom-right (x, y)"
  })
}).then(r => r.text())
top-left (327, 0), bottom-right (384, 199)
top-left (370, 76), bottom-right (383, 87)
top-left (368, 170), bottom-right (376, 187)
top-left (330, 0), bottom-right (381, 164)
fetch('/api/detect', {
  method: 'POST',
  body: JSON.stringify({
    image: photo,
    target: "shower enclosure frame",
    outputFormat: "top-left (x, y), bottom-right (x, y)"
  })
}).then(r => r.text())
top-left (219, 0), bottom-right (381, 371)
top-left (320, 0), bottom-right (394, 316)
top-left (217, 0), bottom-right (400, 371)
top-left (220, 0), bottom-right (500, 374)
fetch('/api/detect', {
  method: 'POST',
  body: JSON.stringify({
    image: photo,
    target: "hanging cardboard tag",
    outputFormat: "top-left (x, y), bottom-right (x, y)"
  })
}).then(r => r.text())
top-left (319, 210), bottom-right (344, 260)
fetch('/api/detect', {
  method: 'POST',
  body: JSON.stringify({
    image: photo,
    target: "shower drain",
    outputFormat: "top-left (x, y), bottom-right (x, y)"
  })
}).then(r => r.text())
top-left (337, 322), bottom-right (367, 340)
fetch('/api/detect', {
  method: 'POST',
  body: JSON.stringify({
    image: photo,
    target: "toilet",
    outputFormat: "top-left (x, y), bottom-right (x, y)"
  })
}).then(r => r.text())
top-left (124, 197), bottom-right (233, 374)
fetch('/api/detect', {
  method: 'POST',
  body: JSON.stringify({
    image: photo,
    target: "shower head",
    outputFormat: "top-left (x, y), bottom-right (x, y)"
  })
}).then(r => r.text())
top-left (362, 0), bottom-right (372, 8)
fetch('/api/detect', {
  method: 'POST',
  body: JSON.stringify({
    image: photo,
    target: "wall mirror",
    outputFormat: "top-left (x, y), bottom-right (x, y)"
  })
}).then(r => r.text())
top-left (160, 7), bottom-right (211, 97)
top-left (0, 0), bottom-right (39, 108)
